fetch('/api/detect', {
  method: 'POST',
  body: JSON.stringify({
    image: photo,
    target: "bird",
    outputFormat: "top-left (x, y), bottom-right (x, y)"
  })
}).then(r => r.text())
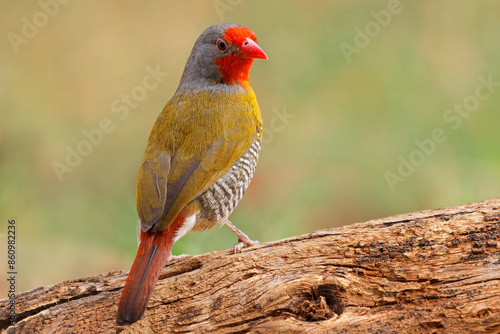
top-left (116, 23), bottom-right (268, 325)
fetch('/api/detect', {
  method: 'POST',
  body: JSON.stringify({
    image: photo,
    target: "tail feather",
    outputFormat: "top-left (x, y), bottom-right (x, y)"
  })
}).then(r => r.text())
top-left (117, 212), bottom-right (187, 325)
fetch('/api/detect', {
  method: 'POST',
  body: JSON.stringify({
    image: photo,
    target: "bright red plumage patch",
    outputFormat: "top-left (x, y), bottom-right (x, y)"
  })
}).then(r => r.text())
top-left (214, 55), bottom-right (254, 87)
top-left (223, 26), bottom-right (257, 46)
top-left (117, 210), bottom-right (188, 324)
top-left (215, 26), bottom-right (258, 86)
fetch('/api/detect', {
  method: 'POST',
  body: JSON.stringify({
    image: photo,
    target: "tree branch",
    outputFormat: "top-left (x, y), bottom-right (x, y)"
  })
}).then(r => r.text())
top-left (1, 199), bottom-right (500, 333)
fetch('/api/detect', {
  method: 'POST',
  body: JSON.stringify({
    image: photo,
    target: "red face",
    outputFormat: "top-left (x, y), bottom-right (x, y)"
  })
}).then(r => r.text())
top-left (214, 26), bottom-right (268, 86)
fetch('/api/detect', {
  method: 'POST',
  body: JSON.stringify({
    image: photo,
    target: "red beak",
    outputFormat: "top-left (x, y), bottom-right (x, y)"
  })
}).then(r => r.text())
top-left (240, 38), bottom-right (268, 60)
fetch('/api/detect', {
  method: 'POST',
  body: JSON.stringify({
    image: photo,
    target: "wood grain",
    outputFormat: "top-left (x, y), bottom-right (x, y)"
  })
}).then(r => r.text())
top-left (1, 198), bottom-right (499, 333)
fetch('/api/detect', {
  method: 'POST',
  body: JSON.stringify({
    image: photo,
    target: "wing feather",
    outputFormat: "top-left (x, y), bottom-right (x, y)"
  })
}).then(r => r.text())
top-left (136, 90), bottom-right (261, 232)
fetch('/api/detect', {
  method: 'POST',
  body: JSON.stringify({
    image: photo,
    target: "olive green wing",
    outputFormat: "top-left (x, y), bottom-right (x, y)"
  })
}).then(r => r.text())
top-left (136, 152), bottom-right (170, 230)
top-left (136, 93), bottom-right (259, 232)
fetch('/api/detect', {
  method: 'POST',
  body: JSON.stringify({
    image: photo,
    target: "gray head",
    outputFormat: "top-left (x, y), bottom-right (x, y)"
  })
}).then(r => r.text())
top-left (177, 23), bottom-right (267, 91)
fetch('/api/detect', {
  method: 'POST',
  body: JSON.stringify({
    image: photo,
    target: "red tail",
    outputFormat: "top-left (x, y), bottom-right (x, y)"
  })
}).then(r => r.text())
top-left (117, 212), bottom-right (187, 325)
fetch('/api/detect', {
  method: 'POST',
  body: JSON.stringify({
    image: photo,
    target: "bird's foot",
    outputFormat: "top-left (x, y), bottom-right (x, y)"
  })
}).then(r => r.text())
top-left (224, 220), bottom-right (259, 253)
top-left (167, 254), bottom-right (190, 262)
top-left (233, 237), bottom-right (260, 253)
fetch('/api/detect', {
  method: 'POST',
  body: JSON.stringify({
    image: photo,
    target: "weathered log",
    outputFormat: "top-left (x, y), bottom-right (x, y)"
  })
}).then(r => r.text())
top-left (1, 199), bottom-right (499, 333)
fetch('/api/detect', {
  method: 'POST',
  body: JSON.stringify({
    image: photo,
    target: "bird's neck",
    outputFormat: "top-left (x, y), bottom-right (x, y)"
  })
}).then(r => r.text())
top-left (214, 55), bottom-right (254, 87)
top-left (175, 79), bottom-right (254, 97)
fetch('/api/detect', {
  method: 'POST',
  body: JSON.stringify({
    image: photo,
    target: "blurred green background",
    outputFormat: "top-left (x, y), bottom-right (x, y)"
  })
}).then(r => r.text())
top-left (1, 0), bottom-right (499, 296)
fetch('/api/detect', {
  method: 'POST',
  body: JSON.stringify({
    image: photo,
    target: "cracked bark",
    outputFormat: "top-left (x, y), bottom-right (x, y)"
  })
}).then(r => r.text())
top-left (1, 198), bottom-right (500, 333)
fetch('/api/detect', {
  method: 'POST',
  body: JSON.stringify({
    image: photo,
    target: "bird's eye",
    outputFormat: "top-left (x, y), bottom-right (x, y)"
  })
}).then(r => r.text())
top-left (217, 39), bottom-right (227, 51)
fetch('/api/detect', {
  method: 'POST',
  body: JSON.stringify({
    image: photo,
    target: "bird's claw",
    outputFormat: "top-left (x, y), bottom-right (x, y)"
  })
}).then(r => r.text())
top-left (167, 254), bottom-right (190, 262)
top-left (233, 238), bottom-right (260, 253)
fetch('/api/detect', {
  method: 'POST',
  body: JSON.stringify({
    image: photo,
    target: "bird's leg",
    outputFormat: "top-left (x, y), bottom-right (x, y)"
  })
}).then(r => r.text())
top-left (223, 219), bottom-right (259, 253)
